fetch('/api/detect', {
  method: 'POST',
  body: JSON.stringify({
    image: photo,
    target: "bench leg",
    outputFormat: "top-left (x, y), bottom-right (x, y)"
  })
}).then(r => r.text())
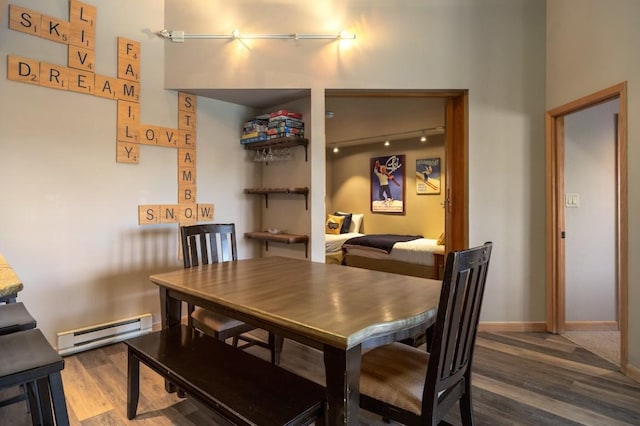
top-left (36, 377), bottom-right (54, 424)
top-left (49, 372), bottom-right (70, 426)
top-left (127, 349), bottom-right (140, 420)
top-left (26, 382), bottom-right (43, 426)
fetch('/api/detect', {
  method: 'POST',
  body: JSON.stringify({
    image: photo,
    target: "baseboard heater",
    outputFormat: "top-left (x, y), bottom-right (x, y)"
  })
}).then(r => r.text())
top-left (57, 313), bottom-right (153, 356)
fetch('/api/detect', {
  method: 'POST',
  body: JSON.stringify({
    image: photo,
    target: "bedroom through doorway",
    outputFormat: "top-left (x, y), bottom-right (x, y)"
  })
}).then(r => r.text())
top-left (324, 90), bottom-right (468, 269)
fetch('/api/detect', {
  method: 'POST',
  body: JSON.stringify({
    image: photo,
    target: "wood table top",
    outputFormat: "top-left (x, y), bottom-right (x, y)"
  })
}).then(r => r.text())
top-left (150, 256), bottom-right (441, 349)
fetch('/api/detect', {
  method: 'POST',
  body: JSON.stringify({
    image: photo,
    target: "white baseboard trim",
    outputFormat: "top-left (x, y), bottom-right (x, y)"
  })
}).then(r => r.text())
top-left (564, 321), bottom-right (618, 331)
top-left (477, 322), bottom-right (546, 332)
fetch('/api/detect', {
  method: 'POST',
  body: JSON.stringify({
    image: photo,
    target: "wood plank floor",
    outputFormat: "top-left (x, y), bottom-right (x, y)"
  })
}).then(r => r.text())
top-left (1, 331), bottom-right (639, 425)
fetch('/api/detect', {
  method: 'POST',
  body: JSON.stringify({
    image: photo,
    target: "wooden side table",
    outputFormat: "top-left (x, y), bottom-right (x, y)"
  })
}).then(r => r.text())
top-left (433, 252), bottom-right (445, 280)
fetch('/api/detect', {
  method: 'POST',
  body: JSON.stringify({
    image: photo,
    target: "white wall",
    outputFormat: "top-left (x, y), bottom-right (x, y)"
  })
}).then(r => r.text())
top-left (0, 0), bottom-right (549, 346)
top-left (0, 0), bottom-right (256, 345)
top-left (564, 99), bottom-right (618, 322)
top-left (164, 0), bottom-right (548, 324)
top-left (546, 0), bottom-right (639, 375)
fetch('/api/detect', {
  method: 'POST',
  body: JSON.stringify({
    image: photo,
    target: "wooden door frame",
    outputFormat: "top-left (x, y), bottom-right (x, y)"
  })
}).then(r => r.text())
top-left (545, 82), bottom-right (628, 371)
top-left (445, 92), bottom-right (468, 251)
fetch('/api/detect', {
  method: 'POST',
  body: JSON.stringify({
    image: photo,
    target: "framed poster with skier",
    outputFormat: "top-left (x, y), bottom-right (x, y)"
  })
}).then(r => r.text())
top-left (416, 157), bottom-right (441, 194)
top-left (371, 154), bottom-right (405, 213)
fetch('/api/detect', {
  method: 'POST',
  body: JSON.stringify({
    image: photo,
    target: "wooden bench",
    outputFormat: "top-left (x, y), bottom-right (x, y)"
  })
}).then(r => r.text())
top-left (125, 325), bottom-right (325, 426)
top-left (0, 328), bottom-right (69, 425)
top-left (0, 302), bottom-right (36, 335)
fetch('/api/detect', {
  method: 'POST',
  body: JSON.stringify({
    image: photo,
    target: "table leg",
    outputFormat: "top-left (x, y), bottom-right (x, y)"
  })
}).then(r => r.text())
top-left (323, 344), bottom-right (361, 426)
top-left (127, 349), bottom-right (140, 419)
top-left (159, 286), bottom-right (181, 393)
top-left (159, 287), bottom-right (182, 328)
top-left (269, 333), bottom-right (284, 365)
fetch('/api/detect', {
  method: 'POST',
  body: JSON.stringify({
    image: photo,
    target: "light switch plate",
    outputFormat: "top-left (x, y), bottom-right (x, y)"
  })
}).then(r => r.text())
top-left (565, 193), bottom-right (579, 207)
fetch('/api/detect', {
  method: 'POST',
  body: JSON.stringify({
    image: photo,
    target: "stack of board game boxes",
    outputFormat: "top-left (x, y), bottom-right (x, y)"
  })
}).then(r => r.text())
top-left (240, 110), bottom-right (305, 145)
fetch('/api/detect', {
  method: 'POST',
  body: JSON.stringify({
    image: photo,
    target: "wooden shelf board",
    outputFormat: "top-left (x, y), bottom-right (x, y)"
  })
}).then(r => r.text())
top-left (244, 187), bottom-right (309, 195)
top-left (242, 137), bottom-right (308, 150)
top-left (245, 231), bottom-right (309, 244)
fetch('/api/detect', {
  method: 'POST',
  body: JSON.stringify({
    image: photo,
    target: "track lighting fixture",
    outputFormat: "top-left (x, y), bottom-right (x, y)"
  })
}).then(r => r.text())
top-left (157, 29), bottom-right (356, 43)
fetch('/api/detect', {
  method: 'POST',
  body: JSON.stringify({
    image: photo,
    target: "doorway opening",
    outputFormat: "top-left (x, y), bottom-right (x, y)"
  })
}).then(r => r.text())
top-left (324, 89), bottom-right (469, 251)
top-left (546, 82), bottom-right (628, 371)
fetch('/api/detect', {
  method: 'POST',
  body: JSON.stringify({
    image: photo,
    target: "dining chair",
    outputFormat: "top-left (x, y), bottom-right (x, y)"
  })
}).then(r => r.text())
top-left (359, 242), bottom-right (493, 425)
top-left (180, 223), bottom-right (283, 365)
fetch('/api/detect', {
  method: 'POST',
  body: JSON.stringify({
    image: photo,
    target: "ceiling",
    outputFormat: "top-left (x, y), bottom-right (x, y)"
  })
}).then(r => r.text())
top-left (325, 95), bottom-right (446, 147)
top-left (185, 89), bottom-right (447, 147)
top-left (186, 88), bottom-right (310, 109)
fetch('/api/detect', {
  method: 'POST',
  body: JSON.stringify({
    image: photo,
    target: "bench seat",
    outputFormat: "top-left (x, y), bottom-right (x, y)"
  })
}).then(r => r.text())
top-left (0, 328), bottom-right (69, 425)
top-left (0, 302), bottom-right (36, 335)
top-left (125, 325), bottom-right (325, 426)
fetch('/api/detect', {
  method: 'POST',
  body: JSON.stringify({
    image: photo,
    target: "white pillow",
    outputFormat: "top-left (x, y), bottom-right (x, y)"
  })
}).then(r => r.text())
top-left (350, 214), bottom-right (364, 233)
top-left (336, 212), bottom-right (364, 233)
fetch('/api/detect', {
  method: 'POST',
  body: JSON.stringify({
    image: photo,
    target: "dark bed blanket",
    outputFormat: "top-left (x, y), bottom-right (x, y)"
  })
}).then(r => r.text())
top-left (344, 234), bottom-right (423, 253)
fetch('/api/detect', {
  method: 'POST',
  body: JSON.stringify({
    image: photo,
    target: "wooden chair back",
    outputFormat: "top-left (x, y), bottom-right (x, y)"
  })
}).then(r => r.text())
top-left (180, 223), bottom-right (237, 268)
top-left (179, 223), bottom-right (282, 364)
top-left (423, 241), bottom-right (493, 423)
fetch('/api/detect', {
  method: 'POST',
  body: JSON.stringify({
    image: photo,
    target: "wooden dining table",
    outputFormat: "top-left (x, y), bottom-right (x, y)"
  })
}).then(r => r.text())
top-left (149, 256), bottom-right (442, 425)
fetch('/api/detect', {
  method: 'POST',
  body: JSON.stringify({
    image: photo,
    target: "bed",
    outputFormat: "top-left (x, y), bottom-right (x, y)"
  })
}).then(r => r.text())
top-left (325, 212), bottom-right (364, 264)
top-left (325, 232), bottom-right (364, 264)
top-left (341, 234), bottom-right (445, 279)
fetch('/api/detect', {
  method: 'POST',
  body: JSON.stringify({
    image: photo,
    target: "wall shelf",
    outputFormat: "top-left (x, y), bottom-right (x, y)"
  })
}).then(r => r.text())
top-left (244, 187), bottom-right (309, 209)
top-left (243, 137), bottom-right (309, 161)
top-left (244, 134), bottom-right (309, 258)
top-left (244, 231), bottom-right (309, 258)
